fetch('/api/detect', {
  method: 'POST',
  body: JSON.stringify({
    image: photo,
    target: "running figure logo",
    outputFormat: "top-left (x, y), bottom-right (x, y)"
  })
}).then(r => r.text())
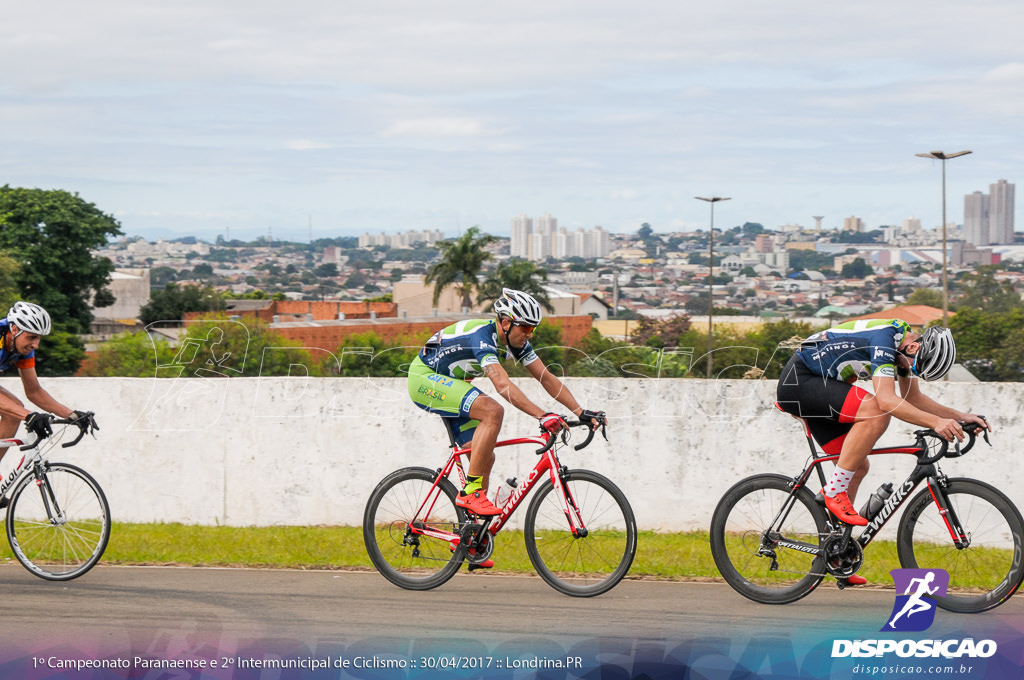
top-left (882, 568), bottom-right (949, 632)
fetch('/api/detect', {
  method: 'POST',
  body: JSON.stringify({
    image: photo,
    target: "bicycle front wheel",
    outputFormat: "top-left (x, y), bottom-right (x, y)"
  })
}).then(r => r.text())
top-left (710, 473), bottom-right (828, 604)
top-left (6, 463), bottom-right (111, 581)
top-left (897, 478), bottom-right (1024, 613)
top-left (362, 467), bottom-right (468, 591)
top-left (524, 469), bottom-right (636, 597)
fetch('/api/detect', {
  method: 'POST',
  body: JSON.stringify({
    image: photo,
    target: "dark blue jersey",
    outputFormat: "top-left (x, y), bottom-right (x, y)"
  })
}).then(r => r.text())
top-left (794, 318), bottom-right (912, 382)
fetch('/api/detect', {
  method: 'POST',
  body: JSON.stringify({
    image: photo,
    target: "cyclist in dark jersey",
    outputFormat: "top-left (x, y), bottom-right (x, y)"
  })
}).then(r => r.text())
top-left (409, 289), bottom-right (606, 527)
top-left (0, 302), bottom-right (95, 465)
top-left (777, 319), bottom-right (988, 532)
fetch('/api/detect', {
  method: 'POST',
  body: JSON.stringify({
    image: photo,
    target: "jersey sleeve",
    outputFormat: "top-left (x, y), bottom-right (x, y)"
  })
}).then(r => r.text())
top-left (472, 326), bottom-right (502, 368)
top-left (868, 329), bottom-right (899, 378)
top-left (16, 355), bottom-right (35, 370)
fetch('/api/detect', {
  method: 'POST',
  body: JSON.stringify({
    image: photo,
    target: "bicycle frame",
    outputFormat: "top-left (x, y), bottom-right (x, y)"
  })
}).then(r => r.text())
top-left (779, 430), bottom-right (975, 562)
top-left (409, 428), bottom-right (589, 549)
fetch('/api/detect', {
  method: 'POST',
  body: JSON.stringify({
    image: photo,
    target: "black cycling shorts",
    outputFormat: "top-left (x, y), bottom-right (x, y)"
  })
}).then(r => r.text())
top-left (775, 355), bottom-right (870, 454)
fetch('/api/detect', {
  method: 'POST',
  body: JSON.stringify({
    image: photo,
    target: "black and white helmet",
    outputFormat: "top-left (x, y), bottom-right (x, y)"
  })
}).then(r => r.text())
top-left (493, 288), bottom-right (543, 326)
top-left (7, 301), bottom-right (52, 336)
top-left (913, 326), bottom-right (956, 381)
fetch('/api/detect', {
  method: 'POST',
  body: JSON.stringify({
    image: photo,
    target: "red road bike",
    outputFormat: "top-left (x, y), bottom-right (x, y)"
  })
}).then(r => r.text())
top-left (363, 418), bottom-right (636, 597)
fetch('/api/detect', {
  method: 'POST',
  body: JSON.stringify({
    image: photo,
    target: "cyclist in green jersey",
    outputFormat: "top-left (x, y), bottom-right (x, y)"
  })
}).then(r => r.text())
top-left (409, 289), bottom-right (606, 520)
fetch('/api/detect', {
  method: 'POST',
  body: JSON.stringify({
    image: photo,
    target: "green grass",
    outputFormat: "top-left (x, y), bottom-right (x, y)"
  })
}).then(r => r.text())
top-left (0, 522), bottom-right (906, 582)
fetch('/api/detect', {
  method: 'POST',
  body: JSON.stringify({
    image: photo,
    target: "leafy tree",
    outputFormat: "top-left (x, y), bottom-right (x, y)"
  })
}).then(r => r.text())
top-left (315, 263), bottom-right (339, 278)
top-left (78, 331), bottom-right (176, 377)
top-left (0, 251), bottom-right (20, 313)
top-left (478, 259), bottom-right (553, 312)
top-left (906, 288), bottom-right (943, 307)
top-left (139, 283), bottom-right (225, 326)
top-left (0, 186), bottom-right (122, 334)
top-left (426, 226), bottom-right (496, 309)
top-left (953, 268), bottom-right (1023, 314)
top-left (840, 258), bottom-right (872, 279)
top-left (36, 330), bottom-right (86, 376)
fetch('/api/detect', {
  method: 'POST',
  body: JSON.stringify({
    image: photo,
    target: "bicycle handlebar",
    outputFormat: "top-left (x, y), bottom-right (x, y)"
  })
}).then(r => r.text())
top-left (19, 413), bottom-right (97, 452)
top-left (534, 418), bottom-right (606, 455)
top-left (913, 417), bottom-right (989, 465)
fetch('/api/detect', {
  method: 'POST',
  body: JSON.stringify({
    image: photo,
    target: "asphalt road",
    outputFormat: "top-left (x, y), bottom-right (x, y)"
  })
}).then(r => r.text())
top-left (2, 565), bottom-right (1021, 677)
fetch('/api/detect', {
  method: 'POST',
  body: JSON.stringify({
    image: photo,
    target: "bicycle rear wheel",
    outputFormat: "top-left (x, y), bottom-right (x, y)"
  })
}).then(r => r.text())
top-left (523, 469), bottom-right (636, 597)
top-left (897, 478), bottom-right (1024, 613)
top-left (6, 462), bottom-right (111, 581)
top-left (710, 473), bottom-right (828, 604)
top-left (362, 467), bottom-right (467, 591)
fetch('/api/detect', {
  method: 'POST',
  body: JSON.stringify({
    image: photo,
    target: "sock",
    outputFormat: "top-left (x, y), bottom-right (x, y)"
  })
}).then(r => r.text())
top-left (823, 466), bottom-right (856, 498)
top-left (463, 475), bottom-right (483, 495)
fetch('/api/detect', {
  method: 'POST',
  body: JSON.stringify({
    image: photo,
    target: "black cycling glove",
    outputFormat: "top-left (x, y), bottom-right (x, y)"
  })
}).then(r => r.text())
top-left (578, 409), bottom-right (607, 428)
top-left (71, 410), bottom-right (99, 434)
top-left (24, 412), bottom-right (54, 439)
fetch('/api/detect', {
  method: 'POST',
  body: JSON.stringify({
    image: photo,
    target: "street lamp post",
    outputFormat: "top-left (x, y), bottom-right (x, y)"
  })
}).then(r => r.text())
top-left (915, 150), bottom-right (972, 326)
top-left (695, 196), bottom-right (731, 379)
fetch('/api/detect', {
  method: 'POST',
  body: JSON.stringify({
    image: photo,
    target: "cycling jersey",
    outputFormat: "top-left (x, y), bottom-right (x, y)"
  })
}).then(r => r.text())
top-left (794, 318), bottom-right (912, 382)
top-left (0, 320), bottom-right (35, 373)
top-left (409, 319), bottom-right (539, 446)
top-left (418, 319), bottom-right (538, 378)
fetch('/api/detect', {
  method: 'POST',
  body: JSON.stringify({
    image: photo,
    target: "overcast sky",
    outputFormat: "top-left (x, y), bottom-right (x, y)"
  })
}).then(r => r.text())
top-left (3, 1), bottom-right (1022, 242)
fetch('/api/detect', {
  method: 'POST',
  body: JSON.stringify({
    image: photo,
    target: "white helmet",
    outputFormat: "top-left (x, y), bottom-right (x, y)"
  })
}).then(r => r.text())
top-left (913, 326), bottom-right (956, 381)
top-left (7, 301), bottom-right (52, 336)
top-left (493, 288), bottom-right (543, 326)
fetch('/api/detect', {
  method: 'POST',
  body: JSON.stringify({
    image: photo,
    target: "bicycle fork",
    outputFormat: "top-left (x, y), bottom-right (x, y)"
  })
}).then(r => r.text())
top-left (549, 460), bottom-right (589, 539)
top-left (925, 477), bottom-right (971, 549)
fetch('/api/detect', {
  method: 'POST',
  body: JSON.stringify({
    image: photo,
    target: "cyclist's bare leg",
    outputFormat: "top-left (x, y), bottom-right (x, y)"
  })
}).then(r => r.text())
top-left (467, 395), bottom-right (503, 491)
top-left (838, 397), bottom-right (889, 502)
top-left (0, 386), bottom-right (25, 462)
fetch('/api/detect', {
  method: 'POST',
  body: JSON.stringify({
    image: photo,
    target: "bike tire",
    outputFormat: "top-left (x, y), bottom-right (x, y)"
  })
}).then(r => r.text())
top-left (362, 467), bottom-right (468, 591)
top-left (710, 473), bottom-right (828, 604)
top-left (6, 462), bottom-right (111, 581)
top-left (523, 468), bottom-right (636, 597)
top-left (896, 478), bottom-right (1024, 613)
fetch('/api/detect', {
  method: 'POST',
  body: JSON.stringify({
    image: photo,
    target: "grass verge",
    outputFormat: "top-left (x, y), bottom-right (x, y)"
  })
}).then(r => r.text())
top-left (0, 522), bottom-right (906, 584)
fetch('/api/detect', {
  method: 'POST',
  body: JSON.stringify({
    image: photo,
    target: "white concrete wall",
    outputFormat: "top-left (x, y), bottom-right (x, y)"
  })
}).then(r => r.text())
top-left (3, 377), bottom-right (1022, 531)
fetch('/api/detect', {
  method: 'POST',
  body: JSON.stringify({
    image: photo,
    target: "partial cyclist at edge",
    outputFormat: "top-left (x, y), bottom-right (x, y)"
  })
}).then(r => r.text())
top-left (775, 319), bottom-right (988, 583)
top-left (0, 302), bottom-right (98, 469)
top-left (407, 288), bottom-right (606, 567)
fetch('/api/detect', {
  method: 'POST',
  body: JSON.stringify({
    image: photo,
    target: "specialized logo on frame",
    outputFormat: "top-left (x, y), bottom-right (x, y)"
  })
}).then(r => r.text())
top-left (882, 568), bottom-right (949, 632)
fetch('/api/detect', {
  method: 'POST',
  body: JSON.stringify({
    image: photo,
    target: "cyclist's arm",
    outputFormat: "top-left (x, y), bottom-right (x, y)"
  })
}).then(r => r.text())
top-left (482, 362), bottom-right (548, 419)
top-left (525, 359), bottom-right (583, 417)
top-left (18, 368), bottom-right (74, 419)
top-left (900, 377), bottom-right (989, 430)
top-left (873, 375), bottom-right (963, 441)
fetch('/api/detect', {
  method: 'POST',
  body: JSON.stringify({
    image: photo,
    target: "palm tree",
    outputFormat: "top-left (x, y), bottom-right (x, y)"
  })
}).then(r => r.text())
top-left (479, 259), bottom-right (553, 312)
top-left (425, 226), bottom-right (496, 310)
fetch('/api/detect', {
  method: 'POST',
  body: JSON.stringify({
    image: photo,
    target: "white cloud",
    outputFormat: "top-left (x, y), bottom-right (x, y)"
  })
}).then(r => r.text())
top-left (379, 118), bottom-right (488, 139)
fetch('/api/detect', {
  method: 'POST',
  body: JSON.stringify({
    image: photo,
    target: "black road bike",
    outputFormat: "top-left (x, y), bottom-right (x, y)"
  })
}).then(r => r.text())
top-left (711, 417), bottom-right (1023, 613)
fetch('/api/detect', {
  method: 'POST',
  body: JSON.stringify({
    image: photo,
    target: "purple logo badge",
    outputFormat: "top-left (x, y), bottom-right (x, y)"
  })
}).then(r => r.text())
top-left (882, 568), bottom-right (949, 632)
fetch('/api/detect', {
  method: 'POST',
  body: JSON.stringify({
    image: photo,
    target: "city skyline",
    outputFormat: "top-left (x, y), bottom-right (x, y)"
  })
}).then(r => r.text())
top-left (3, 2), bottom-right (1023, 242)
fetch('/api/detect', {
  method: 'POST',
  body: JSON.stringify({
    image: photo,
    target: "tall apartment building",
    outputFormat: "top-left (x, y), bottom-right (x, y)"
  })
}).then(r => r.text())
top-left (843, 216), bottom-right (865, 232)
top-left (963, 191), bottom-right (989, 246)
top-left (358, 229), bottom-right (445, 249)
top-left (962, 180), bottom-right (1015, 245)
top-left (510, 214), bottom-right (533, 258)
top-left (509, 214), bottom-right (611, 261)
top-left (989, 179), bottom-right (1015, 244)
